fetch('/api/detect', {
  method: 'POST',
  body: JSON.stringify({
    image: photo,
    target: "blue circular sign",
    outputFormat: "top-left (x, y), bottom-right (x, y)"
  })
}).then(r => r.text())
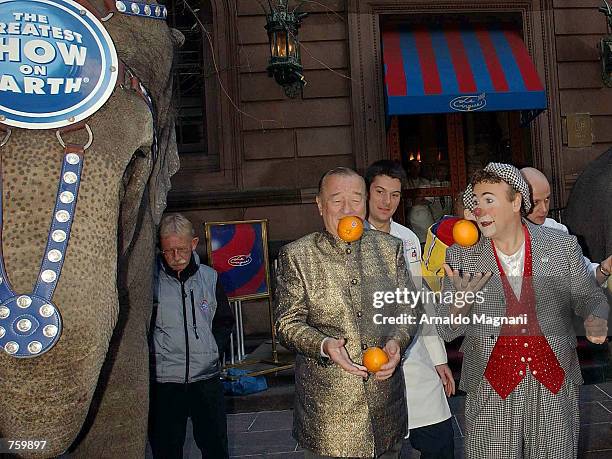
top-left (0, 0), bottom-right (118, 129)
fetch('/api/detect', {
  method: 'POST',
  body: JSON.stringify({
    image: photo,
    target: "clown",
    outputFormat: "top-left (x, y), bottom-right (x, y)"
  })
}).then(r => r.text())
top-left (436, 162), bottom-right (608, 459)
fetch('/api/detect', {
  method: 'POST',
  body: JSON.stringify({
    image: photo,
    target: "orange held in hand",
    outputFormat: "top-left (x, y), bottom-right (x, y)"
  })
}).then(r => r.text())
top-left (362, 347), bottom-right (389, 372)
top-left (337, 216), bottom-right (364, 242)
top-left (452, 219), bottom-right (479, 247)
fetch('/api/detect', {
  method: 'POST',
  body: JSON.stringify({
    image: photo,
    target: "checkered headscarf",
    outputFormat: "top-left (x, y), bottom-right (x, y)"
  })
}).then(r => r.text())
top-left (463, 162), bottom-right (532, 214)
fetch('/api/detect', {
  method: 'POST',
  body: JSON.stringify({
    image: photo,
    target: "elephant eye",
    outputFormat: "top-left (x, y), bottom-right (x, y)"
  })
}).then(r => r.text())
top-left (134, 148), bottom-right (148, 158)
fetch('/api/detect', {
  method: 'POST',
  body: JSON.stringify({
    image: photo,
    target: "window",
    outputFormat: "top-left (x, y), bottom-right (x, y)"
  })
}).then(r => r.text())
top-left (166, 0), bottom-right (219, 170)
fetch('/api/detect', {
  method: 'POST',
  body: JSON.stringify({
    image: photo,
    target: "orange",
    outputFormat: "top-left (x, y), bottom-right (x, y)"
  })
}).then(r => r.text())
top-left (337, 216), bottom-right (364, 242)
top-left (452, 219), bottom-right (479, 247)
top-left (362, 347), bottom-right (389, 372)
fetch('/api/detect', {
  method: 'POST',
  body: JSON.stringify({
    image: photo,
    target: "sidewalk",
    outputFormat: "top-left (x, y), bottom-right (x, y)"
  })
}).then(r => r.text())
top-left (147, 381), bottom-right (612, 458)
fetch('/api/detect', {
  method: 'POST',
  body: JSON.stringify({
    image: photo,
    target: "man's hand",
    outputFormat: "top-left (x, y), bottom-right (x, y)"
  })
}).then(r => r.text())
top-left (374, 339), bottom-right (402, 381)
top-left (443, 264), bottom-right (492, 302)
top-left (322, 337), bottom-right (368, 378)
top-left (584, 315), bottom-right (608, 344)
top-left (435, 364), bottom-right (456, 397)
top-left (443, 264), bottom-right (492, 328)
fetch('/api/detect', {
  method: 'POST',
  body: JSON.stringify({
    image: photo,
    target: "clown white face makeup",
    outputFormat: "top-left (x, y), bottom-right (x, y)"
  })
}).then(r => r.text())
top-left (472, 181), bottom-right (522, 239)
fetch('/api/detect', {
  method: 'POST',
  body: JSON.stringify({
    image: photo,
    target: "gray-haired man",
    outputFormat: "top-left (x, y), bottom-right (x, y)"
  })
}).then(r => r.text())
top-left (149, 213), bottom-right (234, 458)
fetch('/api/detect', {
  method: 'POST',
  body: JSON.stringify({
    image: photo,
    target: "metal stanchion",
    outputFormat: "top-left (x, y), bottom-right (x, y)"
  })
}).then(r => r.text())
top-left (232, 300), bottom-right (244, 361)
top-left (237, 300), bottom-right (245, 358)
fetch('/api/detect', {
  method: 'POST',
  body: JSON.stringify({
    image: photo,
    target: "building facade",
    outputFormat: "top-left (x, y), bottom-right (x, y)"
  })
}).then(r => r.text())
top-left (166, 0), bottom-right (611, 332)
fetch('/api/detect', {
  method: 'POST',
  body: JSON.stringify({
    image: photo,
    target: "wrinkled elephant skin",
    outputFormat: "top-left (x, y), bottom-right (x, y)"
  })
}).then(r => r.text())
top-left (0, 2), bottom-right (179, 457)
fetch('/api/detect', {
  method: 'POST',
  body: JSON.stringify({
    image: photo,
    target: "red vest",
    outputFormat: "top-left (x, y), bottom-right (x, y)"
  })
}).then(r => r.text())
top-left (483, 226), bottom-right (565, 399)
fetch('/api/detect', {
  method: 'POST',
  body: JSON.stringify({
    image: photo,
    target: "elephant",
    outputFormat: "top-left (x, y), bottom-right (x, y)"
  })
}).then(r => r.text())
top-left (565, 148), bottom-right (612, 264)
top-left (0, 0), bottom-right (181, 457)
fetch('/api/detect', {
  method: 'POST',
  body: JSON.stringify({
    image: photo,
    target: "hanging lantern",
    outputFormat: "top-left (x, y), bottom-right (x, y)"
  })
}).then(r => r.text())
top-left (265, 0), bottom-right (308, 98)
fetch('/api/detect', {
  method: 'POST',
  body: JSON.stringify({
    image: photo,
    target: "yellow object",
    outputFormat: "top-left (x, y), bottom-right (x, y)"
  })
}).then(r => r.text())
top-left (452, 219), bottom-right (479, 247)
top-left (337, 216), bottom-right (364, 242)
top-left (362, 347), bottom-right (389, 372)
top-left (421, 226), bottom-right (449, 292)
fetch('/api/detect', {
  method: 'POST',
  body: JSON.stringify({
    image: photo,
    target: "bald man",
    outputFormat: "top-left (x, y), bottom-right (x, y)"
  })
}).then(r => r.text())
top-left (520, 167), bottom-right (611, 286)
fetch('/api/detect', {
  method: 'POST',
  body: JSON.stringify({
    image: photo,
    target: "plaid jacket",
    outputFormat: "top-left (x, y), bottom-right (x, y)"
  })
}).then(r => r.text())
top-left (436, 220), bottom-right (609, 393)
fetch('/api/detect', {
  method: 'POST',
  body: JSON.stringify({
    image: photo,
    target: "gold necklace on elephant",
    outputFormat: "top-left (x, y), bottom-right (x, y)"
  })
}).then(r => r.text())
top-left (0, 0), bottom-right (164, 358)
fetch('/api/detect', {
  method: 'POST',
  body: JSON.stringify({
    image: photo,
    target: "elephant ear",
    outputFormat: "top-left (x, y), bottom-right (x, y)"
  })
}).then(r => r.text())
top-left (148, 119), bottom-right (180, 225)
top-left (147, 27), bottom-right (184, 225)
top-left (98, 4), bottom-right (181, 225)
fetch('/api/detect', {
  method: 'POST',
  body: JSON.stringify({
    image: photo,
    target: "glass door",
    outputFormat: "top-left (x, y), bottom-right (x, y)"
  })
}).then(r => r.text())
top-left (388, 111), bottom-right (532, 240)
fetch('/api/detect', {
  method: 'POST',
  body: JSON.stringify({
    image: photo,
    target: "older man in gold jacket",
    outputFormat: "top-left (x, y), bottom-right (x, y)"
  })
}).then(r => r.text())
top-left (275, 168), bottom-right (421, 458)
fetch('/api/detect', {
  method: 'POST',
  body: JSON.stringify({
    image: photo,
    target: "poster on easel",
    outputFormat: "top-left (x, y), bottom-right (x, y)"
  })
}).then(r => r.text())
top-left (204, 219), bottom-right (292, 373)
top-left (204, 219), bottom-right (271, 301)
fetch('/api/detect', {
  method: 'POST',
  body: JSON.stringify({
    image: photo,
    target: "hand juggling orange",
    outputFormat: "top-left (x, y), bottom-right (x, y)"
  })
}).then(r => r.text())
top-left (337, 216), bottom-right (364, 242)
top-left (362, 347), bottom-right (389, 372)
top-left (452, 219), bottom-right (479, 247)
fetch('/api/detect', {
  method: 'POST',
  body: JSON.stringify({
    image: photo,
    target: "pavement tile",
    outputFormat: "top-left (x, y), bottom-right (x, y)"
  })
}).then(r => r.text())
top-left (451, 419), bottom-right (461, 438)
top-left (578, 422), bottom-right (612, 452)
top-left (594, 383), bottom-right (612, 398)
top-left (580, 385), bottom-right (612, 402)
top-left (229, 429), bottom-right (297, 457)
top-left (578, 450), bottom-right (612, 458)
top-left (228, 412), bottom-right (258, 433)
top-left (580, 402), bottom-right (612, 425)
top-left (454, 414), bottom-right (466, 437)
top-left (150, 383), bottom-right (612, 459)
top-left (453, 415), bottom-right (464, 438)
top-left (248, 410), bottom-right (294, 432)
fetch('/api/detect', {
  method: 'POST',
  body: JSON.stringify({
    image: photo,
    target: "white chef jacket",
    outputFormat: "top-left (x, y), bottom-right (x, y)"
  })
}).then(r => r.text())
top-left (370, 220), bottom-right (452, 429)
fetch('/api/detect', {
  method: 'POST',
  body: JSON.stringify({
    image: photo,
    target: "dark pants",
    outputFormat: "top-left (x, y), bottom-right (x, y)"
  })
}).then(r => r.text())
top-left (149, 377), bottom-right (229, 459)
top-left (403, 418), bottom-right (454, 459)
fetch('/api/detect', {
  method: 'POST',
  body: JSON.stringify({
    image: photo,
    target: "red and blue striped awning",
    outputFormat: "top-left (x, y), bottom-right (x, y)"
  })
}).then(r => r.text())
top-left (382, 27), bottom-right (547, 116)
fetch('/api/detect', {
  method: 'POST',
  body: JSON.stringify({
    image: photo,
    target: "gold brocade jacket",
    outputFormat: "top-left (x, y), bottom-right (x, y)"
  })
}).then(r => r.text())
top-left (275, 230), bottom-right (421, 458)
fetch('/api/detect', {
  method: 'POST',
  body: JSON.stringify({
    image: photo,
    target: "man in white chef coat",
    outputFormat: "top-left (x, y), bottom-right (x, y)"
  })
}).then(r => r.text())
top-left (365, 160), bottom-right (455, 459)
